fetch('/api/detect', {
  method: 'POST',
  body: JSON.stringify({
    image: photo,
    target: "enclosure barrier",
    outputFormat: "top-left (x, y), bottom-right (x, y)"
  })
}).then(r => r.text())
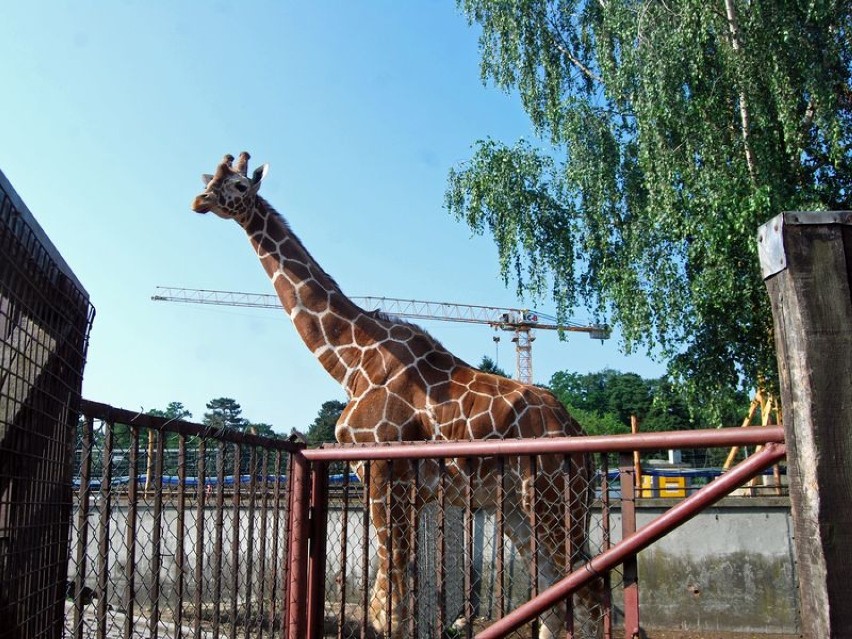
top-left (63, 404), bottom-right (787, 639)
top-left (0, 168), bottom-right (95, 639)
top-left (64, 401), bottom-right (302, 639)
top-left (760, 211), bottom-right (852, 636)
top-left (298, 426), bottom-right (786, 639)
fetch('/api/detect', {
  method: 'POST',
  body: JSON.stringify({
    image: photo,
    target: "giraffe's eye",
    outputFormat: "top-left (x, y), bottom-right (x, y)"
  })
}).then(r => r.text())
top-left (234, 182), bottom-right (248, 193)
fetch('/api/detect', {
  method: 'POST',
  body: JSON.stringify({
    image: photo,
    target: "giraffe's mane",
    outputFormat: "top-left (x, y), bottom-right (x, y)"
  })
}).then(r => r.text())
top-left (255, 196), bottom-right (346, 292)
top-left (256, 197), bottom-right (462, 362)
top-left (371, 311), bottom-right (466, 364)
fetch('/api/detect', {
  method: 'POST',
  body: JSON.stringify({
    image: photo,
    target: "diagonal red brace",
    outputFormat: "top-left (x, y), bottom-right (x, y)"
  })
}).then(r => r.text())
top-left (476, 443), bottom-right (787, 639)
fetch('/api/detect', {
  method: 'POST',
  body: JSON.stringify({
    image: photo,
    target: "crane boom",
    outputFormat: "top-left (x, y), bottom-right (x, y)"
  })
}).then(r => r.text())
top-left (151, 286), bottom-right (610, 384)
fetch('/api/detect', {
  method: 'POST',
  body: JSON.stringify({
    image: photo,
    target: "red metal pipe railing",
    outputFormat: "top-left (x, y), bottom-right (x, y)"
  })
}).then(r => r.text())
top-left (306, 462), bottom-right (330, 639)
top-left (600, 454), bottom-right (612, 639)
top-left (79, 399), bottom-right (302, 452)
top-left (619, 453), bottom-right (639, 639)
top-left (70, 402), bottom-right (302, 639)
top-left (464, 457), bottom-right (475, 639)
top-left (286, 451), bottom-right (311, 639)
top-left (303, 427), bottom-right (784, 461)
top-left (475, 443), bottom-right (787, 639)
top-left (293, 426), bottom-right (784, 638)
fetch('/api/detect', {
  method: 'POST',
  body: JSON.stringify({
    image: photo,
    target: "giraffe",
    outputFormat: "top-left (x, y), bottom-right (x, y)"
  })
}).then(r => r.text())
top-left (191, 152), bottom-right (602, 638)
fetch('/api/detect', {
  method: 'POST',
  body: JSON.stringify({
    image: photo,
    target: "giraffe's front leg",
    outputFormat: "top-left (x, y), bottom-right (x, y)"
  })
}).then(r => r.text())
top-left (366, 461), bottom-right (414, 639)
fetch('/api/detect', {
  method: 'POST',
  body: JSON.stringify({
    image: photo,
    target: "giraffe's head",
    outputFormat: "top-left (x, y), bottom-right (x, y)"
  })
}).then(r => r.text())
top-left (192, 152), bottom-right (269, 223)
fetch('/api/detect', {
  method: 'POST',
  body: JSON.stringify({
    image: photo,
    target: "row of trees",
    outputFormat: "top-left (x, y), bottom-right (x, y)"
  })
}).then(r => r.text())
top-left (72, 363), bottom-right (747, 478)
top-left (84, 363), bottom-right (748, 452)
top-left (302, 358), bottom-right (750, 445)
top-left (72, 366), bottom-right (741, 480)
top-left (99, 397), bottom-right (276, 450)
top-left (549, 369), bottom-right (747, 435)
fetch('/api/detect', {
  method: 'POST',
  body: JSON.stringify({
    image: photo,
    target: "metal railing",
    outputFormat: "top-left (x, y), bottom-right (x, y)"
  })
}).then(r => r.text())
top-left (64, 401), bottom-right (302, 639)
top-left (63, 400), bottom-right (786, 639)
top-left (298, 427), bottom-right (786, 639)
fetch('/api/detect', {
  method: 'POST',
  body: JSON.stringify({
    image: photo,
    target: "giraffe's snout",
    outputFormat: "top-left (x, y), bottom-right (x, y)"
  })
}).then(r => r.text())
top-left (191, 193), bottom-right (212, 213)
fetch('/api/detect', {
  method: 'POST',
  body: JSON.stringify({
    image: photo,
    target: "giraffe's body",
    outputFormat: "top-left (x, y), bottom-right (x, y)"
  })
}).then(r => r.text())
top-left (192, 153), bottom-right (601, 638)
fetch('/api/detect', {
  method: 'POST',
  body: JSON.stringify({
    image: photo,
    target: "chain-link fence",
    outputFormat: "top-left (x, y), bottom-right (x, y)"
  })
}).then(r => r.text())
top-left (315, 454), bottom-right (619, 639)
top-left (299, 428), bottom-right (787, 639)
top-left (0, 168), bottom-right (95, 639)
top-left (65, 402), bottom-right (302, 639)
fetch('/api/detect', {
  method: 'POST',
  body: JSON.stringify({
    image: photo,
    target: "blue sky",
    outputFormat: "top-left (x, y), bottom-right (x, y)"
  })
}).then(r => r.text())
top-left (1, 1), bottom-right (663, 432)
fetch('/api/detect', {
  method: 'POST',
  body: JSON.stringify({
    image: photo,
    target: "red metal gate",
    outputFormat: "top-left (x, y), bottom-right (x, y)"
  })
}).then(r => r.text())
top-left (288, 428), bottom-right (785, 639)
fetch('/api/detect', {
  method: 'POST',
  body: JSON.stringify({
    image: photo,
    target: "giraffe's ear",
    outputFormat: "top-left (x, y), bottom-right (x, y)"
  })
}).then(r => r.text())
top-left (201, 174), bottom-right (214, 186)
top-left (251, 164), bottom-right (269, 186)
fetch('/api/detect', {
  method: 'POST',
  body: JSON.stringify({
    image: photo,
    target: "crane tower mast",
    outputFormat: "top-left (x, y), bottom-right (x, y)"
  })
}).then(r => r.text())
top-left (151, 286), bottom-right (610, 384)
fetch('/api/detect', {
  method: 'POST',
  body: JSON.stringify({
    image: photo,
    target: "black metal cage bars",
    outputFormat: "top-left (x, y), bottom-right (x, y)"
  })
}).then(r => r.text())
top-left (0, 169), bottom-right (95, 639)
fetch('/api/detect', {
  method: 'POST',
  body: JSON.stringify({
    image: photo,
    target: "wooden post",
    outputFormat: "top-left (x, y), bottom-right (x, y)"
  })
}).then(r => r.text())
top-left (759, 211), bottom-right (852, 637)
top-left (630, 416), bottom-right (642, 496)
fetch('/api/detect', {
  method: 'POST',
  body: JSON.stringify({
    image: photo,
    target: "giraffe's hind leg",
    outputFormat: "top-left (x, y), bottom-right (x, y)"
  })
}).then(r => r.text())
top-left (501, 469), bottom-right (604, 639)
top-left (575, 575), bottom-right (606, 639)
top-left (502, 500), bottom-right (567, 639)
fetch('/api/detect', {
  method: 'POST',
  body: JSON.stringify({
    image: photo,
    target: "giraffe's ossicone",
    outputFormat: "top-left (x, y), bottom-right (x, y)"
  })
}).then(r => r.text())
top-left (192, 152), bottom-right (603, 638)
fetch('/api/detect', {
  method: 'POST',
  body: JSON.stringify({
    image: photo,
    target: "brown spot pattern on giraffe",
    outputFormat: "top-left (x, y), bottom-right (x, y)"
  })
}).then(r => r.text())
top-left (190, 152), bottom-right (600, 638)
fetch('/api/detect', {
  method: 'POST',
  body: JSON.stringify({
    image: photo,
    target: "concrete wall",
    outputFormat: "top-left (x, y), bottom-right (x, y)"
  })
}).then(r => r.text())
top-left (630, 497), bottom-right (799, 634)
top-left (69, 503), bottom-right (289, 612)
top-left (321, 497), bottom-right (799, 635)
top-left (69, 496), bottom-right (799, 635)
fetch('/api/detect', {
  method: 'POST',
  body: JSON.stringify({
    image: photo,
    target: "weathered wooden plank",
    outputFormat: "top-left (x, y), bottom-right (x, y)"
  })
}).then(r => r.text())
top-left (759, 212), bottom-right (852, 638)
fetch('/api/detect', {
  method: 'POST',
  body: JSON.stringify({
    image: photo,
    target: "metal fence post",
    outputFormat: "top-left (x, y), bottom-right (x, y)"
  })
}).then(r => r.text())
top-left (286, 450), bottom-right (311, 639)
top-left (306, 462), bottom-right (329, 639)
top-left (618, 453), bottom-right (639, 639)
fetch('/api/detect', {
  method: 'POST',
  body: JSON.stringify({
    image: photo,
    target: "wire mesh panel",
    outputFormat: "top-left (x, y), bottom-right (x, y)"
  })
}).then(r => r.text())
top-left (319, 453), bottom-right (615, 639)
top-left (305, 430), bottom-right (787, 639)
top-left (0, 169), bottom-right (94, 639)
top-left (65, 403), bottom-right (300, 639)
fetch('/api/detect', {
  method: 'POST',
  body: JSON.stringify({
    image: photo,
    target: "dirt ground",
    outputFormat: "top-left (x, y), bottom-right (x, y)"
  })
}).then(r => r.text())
top-left (640, 631), bottom-right (800, 639)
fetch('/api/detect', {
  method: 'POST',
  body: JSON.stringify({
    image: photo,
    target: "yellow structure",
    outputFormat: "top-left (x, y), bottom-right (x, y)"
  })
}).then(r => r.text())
top-left (641, 474), bottom-right (687, 498)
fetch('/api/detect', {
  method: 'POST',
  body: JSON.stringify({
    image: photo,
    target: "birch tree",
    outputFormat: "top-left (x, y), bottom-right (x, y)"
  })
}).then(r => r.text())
top-left (448, 0), bottom-right (852, 415)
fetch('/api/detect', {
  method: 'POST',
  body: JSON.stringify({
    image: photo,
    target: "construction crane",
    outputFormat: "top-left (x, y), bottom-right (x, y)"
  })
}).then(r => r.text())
top-left (151, 286), bottom-right (610, 384)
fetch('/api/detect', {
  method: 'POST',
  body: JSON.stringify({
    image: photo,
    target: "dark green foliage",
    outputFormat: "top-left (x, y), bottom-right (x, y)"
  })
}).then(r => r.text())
top-left (248, 422), bottom-right (275, 437)
top-left (203, 397), bottom-right (249, 432)
top-left (549, 368), bottom-right (748, 435)
top-left (146, 401), bottom-right (192, 421)
top-left (478, 355), bottom-right (510, 378)
top-left (450, 0), bottom-right (852, 417)
top-left (307, 399), bottom-right (347, 446)
top-left (147, 401), bottom-right (193, 448)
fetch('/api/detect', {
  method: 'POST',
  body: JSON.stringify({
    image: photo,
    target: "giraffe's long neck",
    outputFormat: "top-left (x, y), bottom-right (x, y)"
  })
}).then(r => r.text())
top-left (242, 198), bottom-right (377, 390)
